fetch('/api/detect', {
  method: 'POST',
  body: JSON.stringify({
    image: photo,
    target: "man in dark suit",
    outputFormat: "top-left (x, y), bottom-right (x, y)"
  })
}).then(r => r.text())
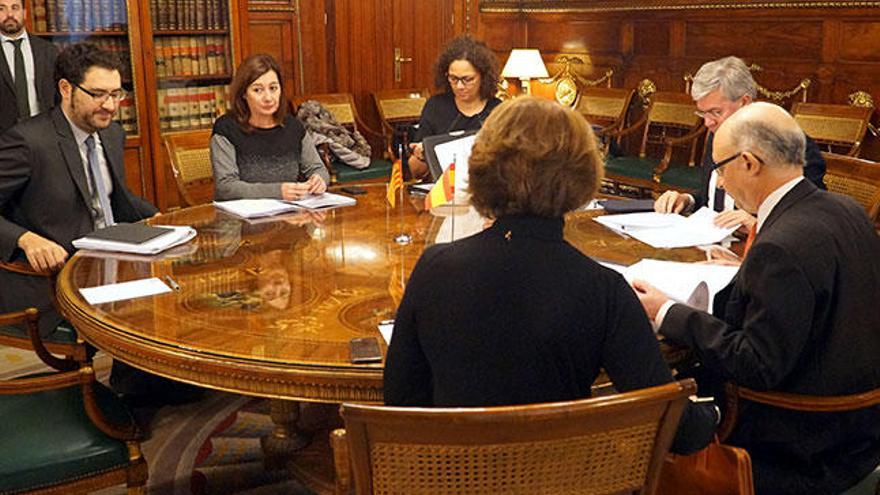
top-left (635, 102), bottom-right (880, 494)
top-left (654, 56), bottom-right (825, 234)
top-left (0, 0), bottom-right (58, 134)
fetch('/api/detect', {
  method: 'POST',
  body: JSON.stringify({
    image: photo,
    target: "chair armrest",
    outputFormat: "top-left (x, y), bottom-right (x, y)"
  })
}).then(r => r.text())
top-left (330, 428), bottom-right (351, 495)
top-left (664, 125), bottom-right (706, 147)
top-left (0, 260), bottom-right (43, 276)
top-left (316, 143), bottom-right (338, 184)
top-left (0, 306), bottom-right (79, 371)
top-left (653, 126), bottom-right (707, 181)
top-left (353, 115), bottom-right (385, 141)
top-left (0, 368), bottom-right (81, 394)
top-left (79, 366), bottom-right (142, 440)
top-left (604, 114), bottom-right (648, 139)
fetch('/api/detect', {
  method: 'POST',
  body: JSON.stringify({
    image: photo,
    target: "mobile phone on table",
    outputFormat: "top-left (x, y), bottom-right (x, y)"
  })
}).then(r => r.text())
top-left (340, 186), bottom-right (367, 195)
top-left (349, 337), bottom-right (382, 363)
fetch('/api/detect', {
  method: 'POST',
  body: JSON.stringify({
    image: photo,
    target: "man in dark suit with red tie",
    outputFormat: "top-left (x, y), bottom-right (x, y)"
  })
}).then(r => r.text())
top-left (0, 0), bottom-right (58, 134)
top-left (635, 102), bottom-right (880, 494)
top-left (654, 56), bottom-right (825, 234)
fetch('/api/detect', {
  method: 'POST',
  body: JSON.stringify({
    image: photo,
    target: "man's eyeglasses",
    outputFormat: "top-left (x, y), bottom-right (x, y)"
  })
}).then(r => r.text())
top-left (694, 108), bottom-right (725, 120)
top-left (447, 74), bottom-right (477, 86)
top-left (713, 151), bottom-right (765, 173)
top-left (73, 83), bottom-right (127, 103)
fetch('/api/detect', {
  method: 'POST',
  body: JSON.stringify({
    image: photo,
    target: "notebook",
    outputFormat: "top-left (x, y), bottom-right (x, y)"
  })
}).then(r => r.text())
top-left (84, 223), bottom-right (174, 244)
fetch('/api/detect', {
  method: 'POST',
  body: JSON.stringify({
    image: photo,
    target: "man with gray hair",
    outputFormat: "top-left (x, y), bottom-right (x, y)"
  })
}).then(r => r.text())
top-left (654, 56), bottom-right (825, 234)
top-left (636, 102), bottom-right (880, 494)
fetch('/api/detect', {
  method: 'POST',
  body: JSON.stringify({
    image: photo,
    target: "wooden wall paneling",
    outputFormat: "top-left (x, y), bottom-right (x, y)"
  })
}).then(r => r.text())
top-left (296, 0), bottom-right (331, 94)
top-left (246, 5), bottom-right (298, 94)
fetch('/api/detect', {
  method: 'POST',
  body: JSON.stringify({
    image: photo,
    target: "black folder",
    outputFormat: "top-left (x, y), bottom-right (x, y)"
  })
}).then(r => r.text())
top-left (85, 223), bottom-right (174, 245)
top-left (598, 199), bottom-right (656, 214)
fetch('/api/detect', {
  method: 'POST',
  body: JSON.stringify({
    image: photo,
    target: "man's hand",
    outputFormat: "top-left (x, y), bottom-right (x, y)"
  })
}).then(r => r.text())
top-left (631, 279), bottom-right (671, 321)
top-left (17, 231), bottom-right (68, 273)
top-left (700, 245), bottom-right (742, 266)
top-left (714, 209), bottom-right (756, 231)
top-left (654, 190), bottom-right (692, 214)
top-left (305, 174), bottom-right (327, 195)
top-left (281, 182), bottom-right (312, 201)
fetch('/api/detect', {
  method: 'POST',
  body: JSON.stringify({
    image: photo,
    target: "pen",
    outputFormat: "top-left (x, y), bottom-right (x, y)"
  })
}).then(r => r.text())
top-left (164, 275), bottom-right (181, 291)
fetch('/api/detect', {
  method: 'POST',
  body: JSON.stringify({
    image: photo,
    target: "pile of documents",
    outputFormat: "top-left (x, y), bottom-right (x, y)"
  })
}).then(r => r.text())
top-left (594, 208), bottom-right (739, 248)
top-left (73, 223), bottom-right (197, 255)
top-left (214, 192), bottom-right (356, 219)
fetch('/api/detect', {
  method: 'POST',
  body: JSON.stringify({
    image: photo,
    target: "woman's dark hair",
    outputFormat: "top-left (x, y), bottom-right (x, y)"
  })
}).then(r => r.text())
top-left (229, 54), bottom-right (288, 131)
top-left (55, 42), bottom-right (124, 86)
top-left (432, 35), bottom-right (500, 101)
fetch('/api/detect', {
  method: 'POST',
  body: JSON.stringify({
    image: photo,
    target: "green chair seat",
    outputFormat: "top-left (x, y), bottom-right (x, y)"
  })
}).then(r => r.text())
top-left (660, 165), bottom-right (704, 192)
top-left (0, 319), bottom-right (77, 344)
top-left (0, 377), bottom-right (134, 493)
top-left (335, 158), bottom-right (392, 183)
top-left (604, 156), bottom-right (659, 182)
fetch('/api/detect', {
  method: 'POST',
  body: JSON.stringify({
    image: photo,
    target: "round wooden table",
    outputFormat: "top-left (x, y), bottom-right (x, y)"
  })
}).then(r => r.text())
top-left (55, 184), bottom-right (707, 490)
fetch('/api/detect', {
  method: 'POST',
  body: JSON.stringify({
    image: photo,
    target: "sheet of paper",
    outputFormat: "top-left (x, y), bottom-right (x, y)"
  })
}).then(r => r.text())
top-left (594, 208), bottom-right (739, 248)
top-left (79, 277), bottom-right (172, 305)
top-left (378, 321), bottom-right (394, 345)
top-left (622, 259), bottom-right (738, 312)
top-left (288, 192), bottom-right (356, 209)
top-left (433, 133), bottom-right (476, 193)
top-left (432, 206), bottom-right (486, 244)
top-left (213, 199), bottom-right (298, 218)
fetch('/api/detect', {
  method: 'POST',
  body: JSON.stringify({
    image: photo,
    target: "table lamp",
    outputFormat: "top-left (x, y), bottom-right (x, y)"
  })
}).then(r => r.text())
top-left (501, 49), bottom-right (549, 96)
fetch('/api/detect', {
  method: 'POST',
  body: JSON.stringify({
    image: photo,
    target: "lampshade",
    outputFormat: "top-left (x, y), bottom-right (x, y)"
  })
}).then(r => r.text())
top-left (501, 49), bottom-right (549, 80)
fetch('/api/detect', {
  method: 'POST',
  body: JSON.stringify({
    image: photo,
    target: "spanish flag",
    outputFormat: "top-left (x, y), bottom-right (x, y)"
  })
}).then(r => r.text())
top-left (386, 157), bottom-right (404, 207)
top-left (424, 162), bottom-right (455, 210)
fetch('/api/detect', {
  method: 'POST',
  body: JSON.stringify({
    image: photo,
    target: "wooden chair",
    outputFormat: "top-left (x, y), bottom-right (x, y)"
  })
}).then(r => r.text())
top-left (0, 260), bottom-right (88, 370)
top-left (604, 91), bottom-right (706, 196)
top-left (820, 152), bottom-right (880, 225)
top-left (291, 93), bottom-right (392, 184)
top-left (331, 379), bottom-right (696, 495)
top-left (371, 88), bottom-right (430, 154)
top-left (576, 86), bottom-right (635, 154)
top-left (164, 129), bottom-right (215, 206)
top-left (0, 308), bottom-right (148, 494)
top-left (792, 103), bottom-right (873, 157)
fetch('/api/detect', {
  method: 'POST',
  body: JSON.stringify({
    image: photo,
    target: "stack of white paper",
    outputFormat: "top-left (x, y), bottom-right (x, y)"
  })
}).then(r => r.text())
top-left (213, 199), bottom-right (299, 218)
top-left (73, 225), bottom-right (197, 255)
top-left (594, 207), bottom-right (739, 248)
top-left (288, 192), bottom-right (356, 209)
top-left (79, 277), bottom-right (172, 305)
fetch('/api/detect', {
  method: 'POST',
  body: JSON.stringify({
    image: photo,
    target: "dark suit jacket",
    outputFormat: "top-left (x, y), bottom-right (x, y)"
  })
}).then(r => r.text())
top-left (694, 133), bottom-right (826, 209)
top-left (384, 215), bottom-right (717, 455)
top-left (0, 107), bottom-right (156, 333)
top-left (0, 34), bottom-right (58, 135)
top-left (660, 180), bottom-right (880, 494)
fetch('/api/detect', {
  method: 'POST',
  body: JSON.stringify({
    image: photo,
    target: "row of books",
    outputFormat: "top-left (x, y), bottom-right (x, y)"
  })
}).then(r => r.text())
top-left (32, 0), bottom-right (128, 33)
top-left (150, 0), bottom-right (229, 31)
top-left (157, 85), bottom-right (229, 132)
top-left (113, 97), bottom-right (138, 134)
top-left (51, 38), bottom-right (133, 81)
top-left (155, 36), bottom-right (230, 79)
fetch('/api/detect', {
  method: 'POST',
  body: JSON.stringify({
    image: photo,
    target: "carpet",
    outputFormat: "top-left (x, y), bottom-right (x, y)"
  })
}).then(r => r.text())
top-left (2, 349), bottom-right (320, 495)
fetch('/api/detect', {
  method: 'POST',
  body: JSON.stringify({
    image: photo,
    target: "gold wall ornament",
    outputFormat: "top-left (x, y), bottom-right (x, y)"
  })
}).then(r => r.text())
top-left (756, 78), bottom-right (811, 104)
top-left (849, 91), bottom-right (875, 109)
top-left (638, 79), bottom-right (657, 105)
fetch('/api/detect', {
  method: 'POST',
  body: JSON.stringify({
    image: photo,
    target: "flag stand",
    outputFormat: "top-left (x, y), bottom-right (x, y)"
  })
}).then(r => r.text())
top-left (394, 144), bottom-right (411, 245)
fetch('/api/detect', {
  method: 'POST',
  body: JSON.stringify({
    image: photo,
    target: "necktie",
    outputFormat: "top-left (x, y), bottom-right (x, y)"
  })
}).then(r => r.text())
top-left (8, 39), bottom-right (30, 118)
top-left (85, 135), bottom-right (115, 228)
top-left (713, 187), bottom-right (726, 212)
top-left (742, 223), bottom-right (757, 256)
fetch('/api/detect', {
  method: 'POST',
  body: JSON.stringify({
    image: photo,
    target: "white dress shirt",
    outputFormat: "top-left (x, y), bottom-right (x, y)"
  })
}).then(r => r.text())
top-left (1, 31), bottom-right (40, 117)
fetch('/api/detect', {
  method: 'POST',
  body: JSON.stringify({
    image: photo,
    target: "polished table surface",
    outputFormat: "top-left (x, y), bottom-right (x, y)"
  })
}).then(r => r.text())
top-left (56, 184), bottom-right (706, 404)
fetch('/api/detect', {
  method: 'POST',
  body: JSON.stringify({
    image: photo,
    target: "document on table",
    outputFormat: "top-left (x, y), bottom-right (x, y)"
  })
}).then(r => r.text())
top-left (287, 192), bottom-right (356, 209)
top-left (594, 207), bottom-right (740, 248)
top-left (600, 258), bottom-right (738, 312)
top-left (79, 277), bottom-right (172, 305)
top-left (214, 199), bottom-right (299, 218)
top-left (73, 225), bottom-right (197, 255)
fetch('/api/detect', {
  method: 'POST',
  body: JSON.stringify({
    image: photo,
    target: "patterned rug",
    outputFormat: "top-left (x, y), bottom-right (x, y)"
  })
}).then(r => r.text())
top-left (1, 348), bottom-right (321, 495)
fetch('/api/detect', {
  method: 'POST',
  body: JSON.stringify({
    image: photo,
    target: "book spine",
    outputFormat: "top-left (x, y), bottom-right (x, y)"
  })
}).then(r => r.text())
top-left (188, 87), bottom-right (201, 129)
top-left (199, 88), bottom-right (213, 127)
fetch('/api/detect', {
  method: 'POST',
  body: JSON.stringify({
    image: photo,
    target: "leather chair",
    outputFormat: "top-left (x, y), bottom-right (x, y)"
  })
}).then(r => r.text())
top-left (604, 91), bottom-right (706, 196)
top-left (0, 308), bottom-right (148, 494)
top-left (164, 129), bottom-right (215, 206)
top-left (0, 260), bottom-right (87, 371)
top-left (330, 379), bottom-right (696, 495)
top-left (821, 151), bottom-right (880, 226)
top-left (291, 93), bottom-right (392, 184)
top-left (371, 88), bottom-right (430, 155)
top-left (792, 102), bottom-right (873, 157)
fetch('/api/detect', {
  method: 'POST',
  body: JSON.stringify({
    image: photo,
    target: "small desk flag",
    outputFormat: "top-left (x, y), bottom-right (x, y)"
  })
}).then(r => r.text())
top-left (425, 162), bottom-right (455, 210)
top-left (386, 157), bottom-right (404, 207)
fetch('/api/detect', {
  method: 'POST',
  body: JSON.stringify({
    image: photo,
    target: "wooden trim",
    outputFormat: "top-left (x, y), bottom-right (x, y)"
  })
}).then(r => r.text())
top-left (479, 0), bottom-right (880, 13)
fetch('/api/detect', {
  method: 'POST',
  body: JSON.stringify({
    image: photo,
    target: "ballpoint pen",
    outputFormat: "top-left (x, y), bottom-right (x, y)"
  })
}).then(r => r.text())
top-left (164, 275), bottom-right (181, 291)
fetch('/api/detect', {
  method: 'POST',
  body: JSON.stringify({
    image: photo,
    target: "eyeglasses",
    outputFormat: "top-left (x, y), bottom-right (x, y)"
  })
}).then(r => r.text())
top-left (713, 151), bottom-right (765, 174)
top-left (447, 74), bottom-right (478, 86)
top-left (73, 83), bottom-right (127, 103)
top-left (694, 108), bottom-right (726, 120)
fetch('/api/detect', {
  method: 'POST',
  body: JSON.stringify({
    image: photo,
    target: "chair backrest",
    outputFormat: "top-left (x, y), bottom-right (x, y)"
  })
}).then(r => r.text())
top-left (792, 103), bottom-right (873, 156)
top-left (577, 86), bottom-right (634, 130)
top-left (820, 151), bottom-right (880, 224)
top-left (372, 88), bottom-right (431, 152)
top-left (164, 129), bottom-right (214, 206)
top-left (292, 92), bottom-right (360, 129)
top-left (641, 91), bottom-right (703, 159)
top-left (337, 379), bottom-right (696, 495)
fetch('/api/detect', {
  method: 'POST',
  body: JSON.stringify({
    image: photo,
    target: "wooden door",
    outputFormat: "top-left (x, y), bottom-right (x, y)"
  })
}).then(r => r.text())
top-left (391, 0), bottom-right (458, 90)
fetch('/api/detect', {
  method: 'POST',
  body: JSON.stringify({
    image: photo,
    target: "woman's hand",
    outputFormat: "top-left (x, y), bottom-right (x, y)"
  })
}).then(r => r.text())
top-left (281, 182), bottom-right (311, 201)
top-left (305, 173), bottom-right (327, 195)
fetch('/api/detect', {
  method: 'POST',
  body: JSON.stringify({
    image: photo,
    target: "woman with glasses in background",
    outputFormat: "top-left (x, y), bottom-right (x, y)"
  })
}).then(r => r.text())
top-left (408, 35), bottom-right (502, 179)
